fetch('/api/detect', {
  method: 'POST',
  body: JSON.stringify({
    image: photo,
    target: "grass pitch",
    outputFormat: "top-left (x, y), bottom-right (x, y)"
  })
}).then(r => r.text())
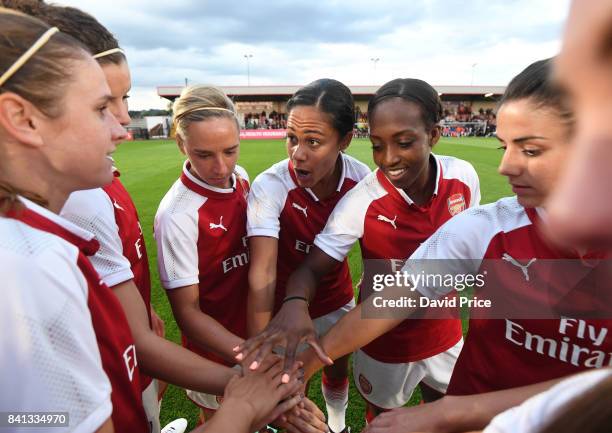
top-left (113, 137), bottom-right (510, 431)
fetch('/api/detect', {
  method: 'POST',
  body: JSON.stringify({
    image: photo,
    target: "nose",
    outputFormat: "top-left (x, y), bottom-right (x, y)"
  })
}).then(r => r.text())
top-left (382, 145), bottom-right (400, 167)
top-left (213, 155), bottom-right (229, 176)
top-left (291, 142), bottom-right (307, 162)
top-left (498, 145), bottom-right (522, 177)
top-left (110, 113), bottom-right (128, 142)
top-left (110, 98), bottom-right (131, 127)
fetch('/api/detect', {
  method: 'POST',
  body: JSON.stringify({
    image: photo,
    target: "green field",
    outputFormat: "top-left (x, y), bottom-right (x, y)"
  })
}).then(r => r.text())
top-left (114, 137), bottom-right (511, 431)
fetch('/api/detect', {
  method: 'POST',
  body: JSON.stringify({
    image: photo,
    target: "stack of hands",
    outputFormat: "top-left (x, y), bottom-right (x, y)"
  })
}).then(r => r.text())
top-left (217, 352), bottom-right (329, 433)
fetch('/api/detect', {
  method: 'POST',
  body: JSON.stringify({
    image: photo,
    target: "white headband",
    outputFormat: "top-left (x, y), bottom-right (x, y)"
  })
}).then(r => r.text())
top-left (92, 47), bottom-right (125, 59)
top-left (175, 106), bottom-right (237, 122)
top-left (0, 27), bottom-right (60, 87)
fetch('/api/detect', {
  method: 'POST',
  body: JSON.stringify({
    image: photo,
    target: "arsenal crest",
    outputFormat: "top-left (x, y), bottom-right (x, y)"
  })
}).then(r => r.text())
top-left (447, 193), bottom-right (466, 216)
top-left (358, 373), bottom-right (373, 395)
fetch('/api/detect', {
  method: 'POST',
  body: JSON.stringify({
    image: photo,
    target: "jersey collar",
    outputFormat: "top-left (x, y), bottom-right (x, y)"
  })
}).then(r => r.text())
top-left (377, 154), bottom-right (441, 206)
top-left (8, 197), bottom-right (100, 256)
top-left (180, 160), bottom-right (239, 198)
top-left (288, 153), bottom-right (347, 202)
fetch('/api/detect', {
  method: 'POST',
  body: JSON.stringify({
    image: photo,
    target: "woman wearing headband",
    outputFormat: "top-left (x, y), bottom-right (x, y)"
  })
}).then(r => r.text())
top-left (154, 85), bottom-right (326, 432)
top-left (0, 9), bottom-right (148, 432)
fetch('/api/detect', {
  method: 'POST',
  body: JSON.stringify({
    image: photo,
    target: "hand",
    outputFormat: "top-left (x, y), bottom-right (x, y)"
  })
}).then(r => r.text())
top-left (283, 398), bottom-right (328, 433)
top-left (363, 401), bottom-right (450, 433)
top-left (224, 354), bottom-right (304, 432)
top-left (150, 307), bottom-right (165, 338)
top-left (234, 299), bottom-right (332, 379)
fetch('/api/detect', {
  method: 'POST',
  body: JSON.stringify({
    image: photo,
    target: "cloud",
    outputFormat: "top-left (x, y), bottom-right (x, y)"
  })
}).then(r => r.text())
top-left (59, 0), bottom-right (571, 109)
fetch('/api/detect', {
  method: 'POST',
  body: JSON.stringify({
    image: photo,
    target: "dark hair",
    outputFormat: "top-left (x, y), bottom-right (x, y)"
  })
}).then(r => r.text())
top-left (0, 9), bottom-right (88, 211)
top-left (499, 58), bottom-right (572, 122)
top-left (0, 0), bottom-right (126, 65)
top-left (368, 78), bottom-right (443, 131)
top-left (0, 10), bottom-right (88, 117)
top-left (0, 0), bottom-right (45, 15)
top-left (538, 374), bottom-right (612, 433)
top-left (286, 78), bottom-right (355, 137)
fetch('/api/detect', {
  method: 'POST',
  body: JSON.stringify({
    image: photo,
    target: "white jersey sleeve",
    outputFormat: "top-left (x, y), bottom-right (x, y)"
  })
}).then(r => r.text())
top-left (154, 181), bottom-right (204, 290)
top-left (484, 369), bottom-right (612, 433)
top-left (246, 169), bottom-right (289, 238)
top-left (439, 154), bottom-right (481, 207)
top-left (61, 188), bottom-right (133, 287)
top-left (0, 220), bottom-right (112, 433)
top-left (402, 197), bottom-right (528, 298)
top-left (235, 164), bottom-right (250, 183)
top-left (315, 172), bottom-right (383, 261)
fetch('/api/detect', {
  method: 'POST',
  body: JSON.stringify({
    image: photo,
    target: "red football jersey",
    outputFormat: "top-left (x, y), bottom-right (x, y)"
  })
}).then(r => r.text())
top-left (9, 201), bottom-right (149, 433)
top-left (316, 155), bottom-right (480, 362)
top-left (155, 162), bottom-right (250, 365)
top-left (62, 171), bottom-right (153, 390)
top-left (405, 196), bottom-right (612, 395)
top-left (247, 154), bottom-right (371, 318)
top-left (103, 173), bottom-right (152, 318)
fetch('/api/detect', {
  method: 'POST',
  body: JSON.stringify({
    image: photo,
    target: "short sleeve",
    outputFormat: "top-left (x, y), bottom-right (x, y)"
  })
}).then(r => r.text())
top-left (484, 369), bottom-right (612, 433)
top-left (155, 209), bottom-right (200, 289)
top-left (61, 189), bottom-right (133, 287)
top-left (314, 187), bottom-right (369, 261)
top-left (466, 162), bottom-right (481, 207)
top-left (246, 173), bottom-right (288, 238)
top-left (0, 247), bottom-right (112, 433)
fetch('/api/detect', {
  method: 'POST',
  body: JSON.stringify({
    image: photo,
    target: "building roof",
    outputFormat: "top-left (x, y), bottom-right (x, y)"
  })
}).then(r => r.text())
top-left (157, 84), bottom-right (506, 101)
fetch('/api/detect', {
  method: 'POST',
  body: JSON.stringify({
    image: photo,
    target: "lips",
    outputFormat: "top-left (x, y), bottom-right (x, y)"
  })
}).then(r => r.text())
top-left (293, 167), bottom-right (312, 182)
top-left (384, 167), bottom-right (407, 180)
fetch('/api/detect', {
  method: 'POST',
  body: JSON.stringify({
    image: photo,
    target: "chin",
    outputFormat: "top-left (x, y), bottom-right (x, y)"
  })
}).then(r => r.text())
top-left (516, 195), bottom-right (543, 209)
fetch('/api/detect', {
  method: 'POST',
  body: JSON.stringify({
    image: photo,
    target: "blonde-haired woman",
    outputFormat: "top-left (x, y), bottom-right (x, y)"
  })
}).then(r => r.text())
top-left (155, 85), bottom-right (326, 432)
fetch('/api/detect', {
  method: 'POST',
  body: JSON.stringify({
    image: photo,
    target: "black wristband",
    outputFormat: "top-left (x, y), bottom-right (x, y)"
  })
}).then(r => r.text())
top-left (282, 295), bottom-right (309, 305)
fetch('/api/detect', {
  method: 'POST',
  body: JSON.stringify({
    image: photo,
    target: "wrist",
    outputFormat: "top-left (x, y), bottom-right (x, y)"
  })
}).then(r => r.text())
top-left (282, 295), bottom-right (309, 306)
top-left (216, 399), bottom-right (255, 430)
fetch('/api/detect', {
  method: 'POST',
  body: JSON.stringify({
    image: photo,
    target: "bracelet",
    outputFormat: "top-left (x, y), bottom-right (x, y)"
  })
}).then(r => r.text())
top-left (282, 295), bottom-right (309, 305)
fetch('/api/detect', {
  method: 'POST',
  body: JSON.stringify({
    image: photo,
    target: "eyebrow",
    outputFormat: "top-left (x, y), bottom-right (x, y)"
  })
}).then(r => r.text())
top-left (513, 135), bottom-right (549, 143)
top-left (95, 94), bottom-right (113, 105)
top-left (286, 125), bottom-right (324, 135)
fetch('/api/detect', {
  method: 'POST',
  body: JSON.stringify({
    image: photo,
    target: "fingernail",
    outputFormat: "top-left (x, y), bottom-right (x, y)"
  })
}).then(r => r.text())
top-left (232, 346), bottom-right (240, 352)
top-left (281, 373), bottom-right (290, 383)
top-left (249, 361), bottom-right (258, 370)
top-left (235, 353), bottom-right (243, 361)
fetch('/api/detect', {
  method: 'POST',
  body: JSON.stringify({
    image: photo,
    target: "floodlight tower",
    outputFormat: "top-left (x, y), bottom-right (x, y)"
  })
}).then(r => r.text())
top-left (244, 54), bottom-right (253, 86)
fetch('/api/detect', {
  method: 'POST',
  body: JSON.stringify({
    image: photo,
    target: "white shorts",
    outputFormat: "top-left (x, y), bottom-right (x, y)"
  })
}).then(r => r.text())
top-left (353, 338), bottom-right (463, 409)
top-left (186, 300), bottom-right (356, 409)
top-left (142, 380), bottom-right (161, 433)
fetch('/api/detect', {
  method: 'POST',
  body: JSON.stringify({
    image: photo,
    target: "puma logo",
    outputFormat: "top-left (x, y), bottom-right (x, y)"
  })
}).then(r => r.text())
top-left (292, 202), bottom-right (308, 218)
top-left (502, 253), bottom-right (537, 281)
top-left (377, 214), bottom-right (397, 230)
top-left (209, 216), bottom-right (228, 232)
top-left (113, 199), bottom-right (125, 211)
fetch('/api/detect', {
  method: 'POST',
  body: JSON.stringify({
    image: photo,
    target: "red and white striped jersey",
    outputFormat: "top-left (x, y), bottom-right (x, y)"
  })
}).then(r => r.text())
top-left (247, 154), bottom-right (370, 318)
top-left (155, 162), bottom-right (250, 364)
top-left (62, 171), bottom-right (153, 389)
top-left (405, 196), bottom-right (612, 394)
top-left (6, 198), bottom-right (148, 433)
top-left (316, 154), bottom-right (480, 362)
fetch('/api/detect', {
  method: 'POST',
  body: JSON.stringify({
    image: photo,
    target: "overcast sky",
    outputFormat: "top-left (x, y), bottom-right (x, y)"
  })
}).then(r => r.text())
top-left (60, 0), bottom-right (571, 110)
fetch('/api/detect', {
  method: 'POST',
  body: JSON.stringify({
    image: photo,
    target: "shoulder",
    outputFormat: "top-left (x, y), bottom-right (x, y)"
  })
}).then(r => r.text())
top-left (62, 188), bottom-right (113, 220)
top-left (437, 154), bottom-right (479, 183)
top-left (251, 159), bottom-right (294, 194)
top-left (235, 164), bottom-right (250, 183)
top-left (414, 196), bottom-right (528, 260)
top-left (0, 218), bottom-right (87, 307)
top-left (341, 170), bottom-right (387, 204)
top-left (342, 153), bottom-right (371, 182)
top-left (157, 178), bottom-right (207, 219)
